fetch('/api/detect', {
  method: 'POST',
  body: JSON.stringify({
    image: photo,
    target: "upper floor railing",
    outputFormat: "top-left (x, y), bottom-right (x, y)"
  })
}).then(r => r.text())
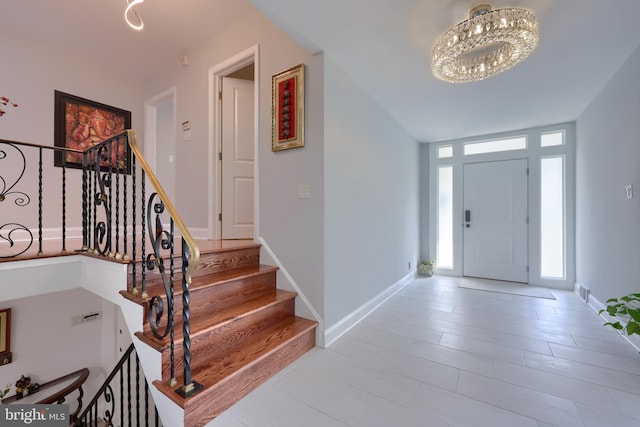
top-left (1, 130), bottom-right (202, 400)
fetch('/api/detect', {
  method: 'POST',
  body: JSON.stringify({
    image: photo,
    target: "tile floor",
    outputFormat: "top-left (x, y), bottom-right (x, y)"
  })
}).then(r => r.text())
top-left (207, 275), bottom-right (640, 427)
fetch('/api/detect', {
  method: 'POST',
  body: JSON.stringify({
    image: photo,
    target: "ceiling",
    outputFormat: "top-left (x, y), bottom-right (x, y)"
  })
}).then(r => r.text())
top-left (3, 0), bottom-right (640, 142)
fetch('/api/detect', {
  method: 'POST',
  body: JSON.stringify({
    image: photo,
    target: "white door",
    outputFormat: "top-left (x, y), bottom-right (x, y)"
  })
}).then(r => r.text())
top-left (221, 77), bottom-right (254, 239)
top-left (463, 159), bottom-right (528, 283)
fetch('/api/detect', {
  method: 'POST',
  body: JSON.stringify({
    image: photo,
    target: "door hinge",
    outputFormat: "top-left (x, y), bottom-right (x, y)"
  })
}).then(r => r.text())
top-left (526, 216), bottom-right (529, 224)
top-left (219, 91), bottom-right (222, 100)
top-left (526, 167), bottom-right (530, 175)
top-left (218, 213), bottom-right (222, 221)
top-left (526, 266), bottom-right (529, 272)
top-left (218, 152), bottom-right (222, 161)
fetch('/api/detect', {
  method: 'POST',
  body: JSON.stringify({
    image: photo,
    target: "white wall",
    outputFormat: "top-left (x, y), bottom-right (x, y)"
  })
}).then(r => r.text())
top-left (0, 27), bottom-right (144, 233)
top-left (323, 55), bottom-right (420, 327)
top-left (576, 45), bottom-right (640, 302)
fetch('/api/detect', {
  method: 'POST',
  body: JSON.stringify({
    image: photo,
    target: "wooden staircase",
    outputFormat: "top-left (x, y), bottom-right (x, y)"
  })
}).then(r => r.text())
top-left (120, 240), bottom-right (317, 427)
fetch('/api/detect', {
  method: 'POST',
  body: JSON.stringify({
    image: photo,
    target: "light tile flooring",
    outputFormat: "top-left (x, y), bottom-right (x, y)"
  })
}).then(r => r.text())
top-left (207, 276), bottom-right (640, 427)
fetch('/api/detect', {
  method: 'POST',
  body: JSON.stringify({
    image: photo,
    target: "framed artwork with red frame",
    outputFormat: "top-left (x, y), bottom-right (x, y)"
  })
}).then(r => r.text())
top-left (272, 64), bottom-right (305, 152)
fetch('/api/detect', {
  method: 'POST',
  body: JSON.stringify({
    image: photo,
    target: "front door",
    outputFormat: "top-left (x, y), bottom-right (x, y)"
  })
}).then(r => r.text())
top-left (463, 159), bottom-right (528, 283)
top-left (221, 77), bottom-right (254, 239)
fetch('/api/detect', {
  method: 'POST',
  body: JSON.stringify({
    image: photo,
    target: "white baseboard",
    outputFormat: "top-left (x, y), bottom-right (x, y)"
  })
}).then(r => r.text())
top-left (186, 227), bottom-right (209, 240)
top-left (583, 289), bottom-right (640, 354)
top-left (324, 271), bottom-right (416, 348)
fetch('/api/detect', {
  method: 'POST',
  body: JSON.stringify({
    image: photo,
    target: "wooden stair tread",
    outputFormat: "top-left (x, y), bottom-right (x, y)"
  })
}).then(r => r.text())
top-left (191, 316), bottom-right (317, 386)
top-left (135, 289), bottom-right (297, 351)
top-left (123, 264), bottom-right (278, 303)
top-left (153, 316), bottom-right (317, 407)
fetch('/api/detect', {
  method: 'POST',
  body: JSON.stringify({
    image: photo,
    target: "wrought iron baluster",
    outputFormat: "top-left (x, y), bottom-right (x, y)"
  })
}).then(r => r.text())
top-left (120, 359), bottom-right (124, 427)
top-left (127, 353), bottom-right (132, 427)
top-left (177, 238), bottom-right (203, 398)
top-left (82, 152), bottom-right (88, 251)
top-left (144, 373), bottom-right (150, 427)
top-left (132, 155), bottom-right (138, 293)
top-left (62, 165), bottom-right (66, 253)
top-left (136, 352), bottom-right (141, 427)
top-left (108, 141), bottom-right (113, 257)
top-left (141, 168), bottom-right (147, 297)
top-left (115, 138), bottom-right (121, 258)
top-left (123, 141), bottom-right (129, 260)
top-left (169, 218), bottom-right (176, 385)
top-left (92, 155), bottom-right (97, 253)
top-left (38, 147), bottom-right (43, 254)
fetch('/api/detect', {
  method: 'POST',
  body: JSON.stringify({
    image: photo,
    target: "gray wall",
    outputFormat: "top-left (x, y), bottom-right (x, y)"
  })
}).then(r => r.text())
top-left (324, 55), bottom-right (420, 327)
top-left (141, 9), bottom-right (327, 320)
top-left (576, 45), bottom-right (640, 301)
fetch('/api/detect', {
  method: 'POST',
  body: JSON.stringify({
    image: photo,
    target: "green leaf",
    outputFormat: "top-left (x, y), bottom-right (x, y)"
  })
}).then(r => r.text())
top-left (604, 321), bottom-right (624, 330)
top-left (628, 308), bottom-right (640, 322)
top-left (626, 321), bottom-right (640, 336)
top-left (606, 298), bottom-right (619, 303)
top-left (607, 306), bottom-right (619, 316)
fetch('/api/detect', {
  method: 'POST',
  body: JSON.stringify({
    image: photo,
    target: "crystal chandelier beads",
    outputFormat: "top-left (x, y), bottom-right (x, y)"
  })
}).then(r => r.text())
top-left (432, 4), bottom-right (538, 83)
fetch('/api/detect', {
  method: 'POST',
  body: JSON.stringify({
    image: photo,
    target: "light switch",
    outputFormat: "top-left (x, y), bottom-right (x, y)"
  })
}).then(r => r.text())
top-left (298, 185), bottom-right (310, 199)
top-left (168, 155), bottom-right (174, 163)
top-left (625, 184), bottom-right (633, 200)
top-left (183, 129), bottom-right (192, 141)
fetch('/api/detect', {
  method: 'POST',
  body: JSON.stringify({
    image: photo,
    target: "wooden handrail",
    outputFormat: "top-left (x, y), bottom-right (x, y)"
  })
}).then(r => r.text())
top-left (0, 367), bottom-right (89, 404)
top-left (125, 130), bottom-right (200, 283)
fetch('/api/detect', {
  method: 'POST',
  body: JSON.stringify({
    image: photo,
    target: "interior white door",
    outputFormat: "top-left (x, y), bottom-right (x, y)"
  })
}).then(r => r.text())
top-left (463, 159), bottom-right (528, 283)
top-left (221, 77), bottom-right (254, 239)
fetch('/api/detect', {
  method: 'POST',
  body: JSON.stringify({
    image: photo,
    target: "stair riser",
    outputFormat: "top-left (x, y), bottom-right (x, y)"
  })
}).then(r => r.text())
top-left (127, 246), bottom-right (261, 288)
top-left (161, 298), bottom-right (296, 381)
top-left (141, 269), bottom-right (277, 334)
top-left (184, 326), bottom-right (316, 427)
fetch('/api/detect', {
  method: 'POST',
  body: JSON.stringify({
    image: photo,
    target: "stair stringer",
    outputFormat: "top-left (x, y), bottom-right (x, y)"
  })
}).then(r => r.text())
top-left (257, 237), bottom-right (325, 346)
top-left (79, 257), bottom-right (184, 427)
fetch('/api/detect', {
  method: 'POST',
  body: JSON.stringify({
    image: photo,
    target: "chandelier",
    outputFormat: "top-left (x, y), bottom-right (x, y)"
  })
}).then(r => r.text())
top-left (125, 0), bottom-right (144, 31)
top-left (432, 4), bottom-right (538, 83)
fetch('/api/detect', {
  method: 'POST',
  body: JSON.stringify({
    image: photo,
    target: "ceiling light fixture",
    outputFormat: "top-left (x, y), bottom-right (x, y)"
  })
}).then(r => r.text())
top-left (125, 0), bottom-right (144, 31)
top-left (432, 4), bottom-right (538, 83)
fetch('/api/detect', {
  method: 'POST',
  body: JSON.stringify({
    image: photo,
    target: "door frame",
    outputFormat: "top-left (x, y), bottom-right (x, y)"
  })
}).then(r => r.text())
top-left (208, 45), bottom-right (260, 239)
top-left (144, 87), bottom-right (177, 175)
top-left (426, 123), bottom-right (577, 289)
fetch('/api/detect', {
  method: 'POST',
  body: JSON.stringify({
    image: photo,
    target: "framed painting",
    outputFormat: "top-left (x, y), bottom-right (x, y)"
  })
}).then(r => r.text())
top-left (0, 308), bottom-right (10, 356)
top-left (54, 90), bottom-right (132, 173)
top-left (272, 64), bottom-right (305, 152)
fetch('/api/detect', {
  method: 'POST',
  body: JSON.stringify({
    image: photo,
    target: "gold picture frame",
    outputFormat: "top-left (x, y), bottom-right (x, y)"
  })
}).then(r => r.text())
top-left (0, 308), bottom-right (10, 355)
top-left (272, 64), bottom-right (305, 151)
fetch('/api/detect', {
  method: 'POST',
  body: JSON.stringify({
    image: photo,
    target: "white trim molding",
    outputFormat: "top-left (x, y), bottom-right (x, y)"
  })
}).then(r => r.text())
top-left (324, 271), bottom-right (416, 348)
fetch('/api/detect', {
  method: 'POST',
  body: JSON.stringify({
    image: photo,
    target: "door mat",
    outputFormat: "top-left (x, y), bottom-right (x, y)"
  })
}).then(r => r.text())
top-left (457, 277), bottom-right (556, 299)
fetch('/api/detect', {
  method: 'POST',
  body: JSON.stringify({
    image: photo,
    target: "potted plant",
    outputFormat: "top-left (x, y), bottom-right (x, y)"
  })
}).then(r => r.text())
top-left (418, 260), bottom-right (434, 277)
top-left (599, 293), bottom-right (640, 336)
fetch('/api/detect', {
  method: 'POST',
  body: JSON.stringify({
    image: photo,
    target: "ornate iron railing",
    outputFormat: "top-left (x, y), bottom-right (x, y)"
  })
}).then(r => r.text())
top-left (1, 130), bottom-right (202, 401)
top-left (0, 139), bottom-right (83, 257)
top-left (75, 344), bottom-right (162, 427)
